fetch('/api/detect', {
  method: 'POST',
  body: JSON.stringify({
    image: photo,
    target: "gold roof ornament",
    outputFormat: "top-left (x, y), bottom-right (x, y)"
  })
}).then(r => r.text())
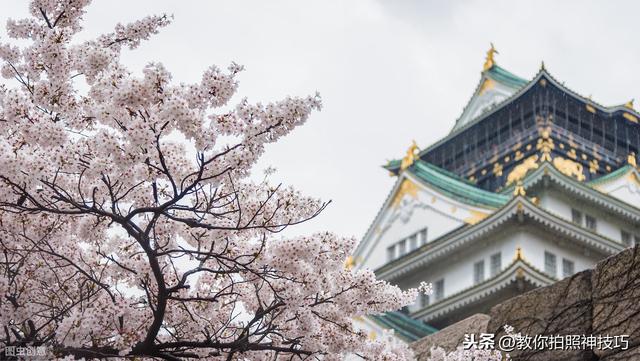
top-left (514, 246), bottom-right (524, 261)
top-left (506, 155), bottom-right (539, 186)
top-left (589, 159), bottom-right (599, 174)
top-left (391, 179), bottom-right (419, 208)
top-left (493, 162), bottom-right (503, 177)
top-left (625, 99), bottom-right (635, 109)
top-left (623, 112), bottom-right (638, 123)
top-left (629, 152), bottom-right (637, 167)
top-left (553, 156), bottom-right (586, 181)
top-left (513, 181), bottom-right (526, 196)
top-left (483, 43), bottom-right (498, 71)
top-left (464, 210), bottom-right (490, 225)
top-left (536, 127), bottom-right (554, 162)
top-left (400, 140), bottom-right (420, 171)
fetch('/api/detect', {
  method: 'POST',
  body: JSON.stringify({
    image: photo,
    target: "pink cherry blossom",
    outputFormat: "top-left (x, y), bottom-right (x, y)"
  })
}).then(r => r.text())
top-left (0, 1), bottom-right (418, 360)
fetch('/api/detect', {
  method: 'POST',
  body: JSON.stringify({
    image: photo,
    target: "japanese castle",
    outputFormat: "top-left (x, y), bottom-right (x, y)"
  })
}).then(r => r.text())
top-left (353, 45), bottom-right (640, 343)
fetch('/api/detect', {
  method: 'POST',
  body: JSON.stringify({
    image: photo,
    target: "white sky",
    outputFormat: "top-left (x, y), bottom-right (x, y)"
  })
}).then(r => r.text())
top-left (2, 0), bottom-right (640, 240)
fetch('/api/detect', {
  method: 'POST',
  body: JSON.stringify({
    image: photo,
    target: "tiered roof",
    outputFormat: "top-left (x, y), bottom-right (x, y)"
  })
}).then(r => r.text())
top-left (408, 160), bottom-right (510, 208)
top-left (385, 46), bottom-right (640, 191)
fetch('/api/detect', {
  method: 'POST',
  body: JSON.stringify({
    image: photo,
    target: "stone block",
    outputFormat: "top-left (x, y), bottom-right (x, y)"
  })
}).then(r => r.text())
top-left (411, 313), bottom-right (490, 361)
top-left (487, 270), bottom-right (594, 361)
top-left (592, 246), bottom-right (640, 359)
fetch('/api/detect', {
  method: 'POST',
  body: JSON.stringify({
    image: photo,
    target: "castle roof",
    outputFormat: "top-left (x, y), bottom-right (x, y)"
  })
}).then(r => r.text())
top-left (385, 47), bottom-right (640, 192)
top-left (407, 160), bottom-right (509, 209)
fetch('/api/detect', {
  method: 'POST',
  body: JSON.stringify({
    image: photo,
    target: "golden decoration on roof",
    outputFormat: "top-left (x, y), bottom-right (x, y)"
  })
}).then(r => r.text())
top-left (513, 181), bottom-right (526, 196)
top-left (553, 156), bottom-right (586, 181)
top-left (585, 104), bottom-right (596, 114)
top-left (479, 78), bottom-right (496, 95)
top-left (515, 150), bottom-right (524, 161)
top-left (464, 210), bottom-right (489, 225)
top-left (567, 149), bottom-right (577, 159)
top-left (400, 140), bottom-right (420, 171)
top-left (625, 99), bottom-right (634, 109)
top-left (627, 172), bottom-right (640, 187)
top-left (506, 155), bottom-right (539, 186)
top-left (391, 179), bottom-right (419, 208)
top-left (514, 246), bottom-right (524, 261)
top-left (536, 127), bottom-right (554, 162)
top-left (623, 112), bottom-right (638, 123)
top-left (629, 152), bottom-right (637, 167)
top-left (483, 43), bottom-right (498, 71)
top-left (589, 159), bottom-right (599, 174)
top-left (493, 162), bottom-right (503, 177)
top-left (512, 142), bottom-right (522, 151)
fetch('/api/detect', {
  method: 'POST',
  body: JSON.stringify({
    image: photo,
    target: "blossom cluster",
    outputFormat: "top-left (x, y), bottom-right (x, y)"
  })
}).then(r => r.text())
top-left (0, 1), bottom-right (418, 360)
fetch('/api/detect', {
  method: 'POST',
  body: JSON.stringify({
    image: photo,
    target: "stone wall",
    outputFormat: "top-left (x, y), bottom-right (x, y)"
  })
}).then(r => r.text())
top-left (411, 246), bottom-right (640, 361)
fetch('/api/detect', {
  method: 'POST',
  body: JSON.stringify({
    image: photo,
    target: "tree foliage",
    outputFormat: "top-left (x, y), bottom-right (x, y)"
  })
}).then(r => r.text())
top-left (0, 1), bottom-right (417, 359)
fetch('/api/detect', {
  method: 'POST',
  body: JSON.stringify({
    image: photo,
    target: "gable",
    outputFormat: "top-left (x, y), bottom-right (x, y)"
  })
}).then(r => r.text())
top-left (592, 169), bottom-right (640, 208)
top-left (354, 173), bottom-right (497, 271)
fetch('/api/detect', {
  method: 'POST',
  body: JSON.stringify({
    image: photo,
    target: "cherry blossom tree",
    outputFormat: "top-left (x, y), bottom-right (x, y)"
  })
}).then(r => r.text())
top-left (0, 1), bottom-right (419, 359)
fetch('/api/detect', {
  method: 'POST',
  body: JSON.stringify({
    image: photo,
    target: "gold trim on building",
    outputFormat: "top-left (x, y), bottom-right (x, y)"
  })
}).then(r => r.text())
top-left (552, 156), bottom-right (586, 181)
top-left (506, 155), bottom-right (539, 186)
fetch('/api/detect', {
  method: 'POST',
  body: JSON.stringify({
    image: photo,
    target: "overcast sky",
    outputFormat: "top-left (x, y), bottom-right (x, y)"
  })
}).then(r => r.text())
top-left (2, 1), bottom-right (640, 240)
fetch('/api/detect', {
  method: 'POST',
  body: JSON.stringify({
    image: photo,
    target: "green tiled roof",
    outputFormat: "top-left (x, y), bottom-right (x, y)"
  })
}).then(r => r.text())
top-left (369, 311), bottom-right (438, 342)
top-left (487, 64), bottom-right (529, 89)
top-left (587, 165), bottom-right (636, 186)
top-left (410, 161), bottom-right (510, 208)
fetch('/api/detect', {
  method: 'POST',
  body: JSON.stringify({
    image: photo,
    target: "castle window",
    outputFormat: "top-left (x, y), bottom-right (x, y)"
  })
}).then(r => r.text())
top-left (473, 260), bottom-right (485, 284)
top-left (562, 258), bottom-right (575, 278)
top-left (409, 234), bottom-right (418, 251)
top-left (420, 228), bottom-right (428, 245)
top-left (544, 251), bottom-right (557, 277)
top-left (585, 215), bottom-right (597, 231)
top-left (434, 279), bottom-right (444, 301)
top-left (420, 293), bottom-right (430, 308)
top-left (398, 239), bottom-right (407, 256)
top-left (571, 209), bottom-right (583, 225)
top-left (387, 245), bottom-right (396, 262)
top-left (490, 252), bottom-right (501, 276)
top-left (622, 230), bottom-right (632, 247)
